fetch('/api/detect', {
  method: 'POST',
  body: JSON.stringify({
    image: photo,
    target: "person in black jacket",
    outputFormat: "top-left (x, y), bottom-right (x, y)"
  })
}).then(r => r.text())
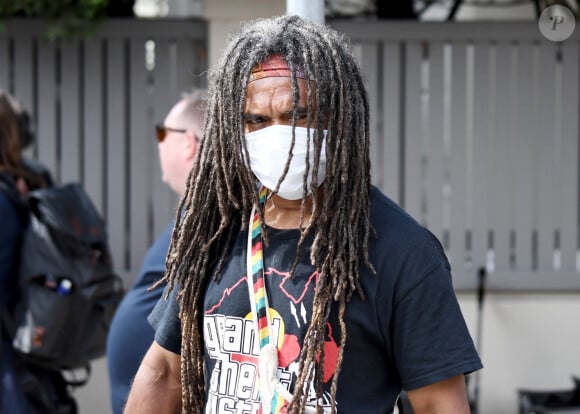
top-left (0, 90), bottom-right (38, 413)
top-left (0, 89), bottom-right (75, 414)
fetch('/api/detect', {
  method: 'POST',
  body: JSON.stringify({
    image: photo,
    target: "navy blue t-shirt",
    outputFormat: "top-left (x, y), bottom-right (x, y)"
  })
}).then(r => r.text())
top-left (106, 220), bottom-right (174, 414)
top-left (149, 187), bottom-right (482, 413)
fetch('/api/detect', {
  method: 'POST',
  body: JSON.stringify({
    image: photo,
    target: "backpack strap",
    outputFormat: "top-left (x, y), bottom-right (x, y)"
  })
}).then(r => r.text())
top-left (11, 350), bottom-right (79, 414)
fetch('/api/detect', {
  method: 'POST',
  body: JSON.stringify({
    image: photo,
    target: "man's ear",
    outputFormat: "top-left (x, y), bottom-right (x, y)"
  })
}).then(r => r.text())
top-left (183, 130), bottom-right (199, 160)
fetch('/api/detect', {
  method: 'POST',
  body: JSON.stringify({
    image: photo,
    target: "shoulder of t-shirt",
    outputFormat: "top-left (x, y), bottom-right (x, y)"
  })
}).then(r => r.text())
top-left (369, 186), bottom-right (440, 251)
top-left (368, 186), bottom-right (450, 285)
top-left (138, 220), bottom-right (175, 277)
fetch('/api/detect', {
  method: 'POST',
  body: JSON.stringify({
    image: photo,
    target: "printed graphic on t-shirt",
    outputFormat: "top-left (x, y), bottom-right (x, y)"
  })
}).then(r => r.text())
top-left (203, 267), bottom-right (339, 413)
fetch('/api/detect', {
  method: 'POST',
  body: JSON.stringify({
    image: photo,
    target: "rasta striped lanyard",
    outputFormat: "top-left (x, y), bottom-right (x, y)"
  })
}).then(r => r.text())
top-left (246, 186), bottom-right (292, 413)
top-left (247, 185), bottom-right (271, 347)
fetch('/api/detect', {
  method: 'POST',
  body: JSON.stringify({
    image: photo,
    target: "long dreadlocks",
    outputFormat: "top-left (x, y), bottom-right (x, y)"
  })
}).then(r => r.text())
top-left (159, 15), bottom-right (375, 413)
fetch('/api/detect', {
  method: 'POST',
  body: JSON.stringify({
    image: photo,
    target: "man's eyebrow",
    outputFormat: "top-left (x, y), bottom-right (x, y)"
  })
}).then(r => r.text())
top-left (242, 112), bottom-right (266, 121)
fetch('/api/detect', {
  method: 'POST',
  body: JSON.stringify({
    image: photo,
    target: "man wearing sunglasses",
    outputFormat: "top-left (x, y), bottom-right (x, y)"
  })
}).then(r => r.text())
top-left (106, 90), bottom-right (206, 414)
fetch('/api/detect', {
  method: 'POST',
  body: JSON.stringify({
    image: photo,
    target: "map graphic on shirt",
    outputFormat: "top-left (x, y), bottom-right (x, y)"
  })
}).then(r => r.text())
top-left (203, 267), bottom-right (338, 413)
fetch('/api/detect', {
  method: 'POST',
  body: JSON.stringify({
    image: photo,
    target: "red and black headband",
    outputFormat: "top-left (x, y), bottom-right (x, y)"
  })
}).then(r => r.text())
top-left (249, 54), bottom-right (307, 82)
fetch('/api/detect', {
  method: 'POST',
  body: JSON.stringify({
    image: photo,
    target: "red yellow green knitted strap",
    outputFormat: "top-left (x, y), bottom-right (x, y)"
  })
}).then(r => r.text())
top-left (251, 185), bottom-right (270, 347)
top-left (247, 186), bottom-right (292, 413)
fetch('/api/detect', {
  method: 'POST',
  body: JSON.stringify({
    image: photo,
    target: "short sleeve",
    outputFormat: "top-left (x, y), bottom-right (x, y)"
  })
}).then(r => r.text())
top-left (147, 283), bottom-right (182, 355)
top-left (391, 257), bottom-right (482, 390)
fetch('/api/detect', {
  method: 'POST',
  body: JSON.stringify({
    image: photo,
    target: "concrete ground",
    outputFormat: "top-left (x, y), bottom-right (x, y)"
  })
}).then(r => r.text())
top-left (74, 357), bottom-right (111, 414)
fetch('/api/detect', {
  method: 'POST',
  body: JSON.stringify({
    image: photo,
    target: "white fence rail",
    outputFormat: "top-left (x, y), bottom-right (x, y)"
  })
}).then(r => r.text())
top-left (1, 19), bottom-right (578, 291)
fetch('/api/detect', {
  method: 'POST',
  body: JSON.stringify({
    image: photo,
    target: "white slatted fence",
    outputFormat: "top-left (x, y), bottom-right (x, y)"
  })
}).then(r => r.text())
top-left (332, 21), bottom-right (580, 291)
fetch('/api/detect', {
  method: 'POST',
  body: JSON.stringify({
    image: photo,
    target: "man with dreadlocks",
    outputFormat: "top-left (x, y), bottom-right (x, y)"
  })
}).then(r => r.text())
top-left (125, 15), bottom-right (482, 414)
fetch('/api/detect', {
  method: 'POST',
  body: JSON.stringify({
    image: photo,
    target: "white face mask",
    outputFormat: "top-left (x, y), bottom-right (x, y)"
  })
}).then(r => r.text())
top-left (244, 125), bottom-right (327, 200)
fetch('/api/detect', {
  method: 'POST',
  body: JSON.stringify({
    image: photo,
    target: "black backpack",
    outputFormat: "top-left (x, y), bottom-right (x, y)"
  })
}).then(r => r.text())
top-left (0, 173), bottom-right (124, 372)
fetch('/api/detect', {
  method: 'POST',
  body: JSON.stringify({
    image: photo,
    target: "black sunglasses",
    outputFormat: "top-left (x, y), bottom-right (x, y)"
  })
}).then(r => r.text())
top-left (155, 124), bottom-right (187, 142)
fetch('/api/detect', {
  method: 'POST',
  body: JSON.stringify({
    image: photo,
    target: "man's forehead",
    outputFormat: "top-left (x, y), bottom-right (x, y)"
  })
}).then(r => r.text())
top-left (244, 77), bottom-right (312, 108)
top-left (249, 54), bottom-right (307, 83)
